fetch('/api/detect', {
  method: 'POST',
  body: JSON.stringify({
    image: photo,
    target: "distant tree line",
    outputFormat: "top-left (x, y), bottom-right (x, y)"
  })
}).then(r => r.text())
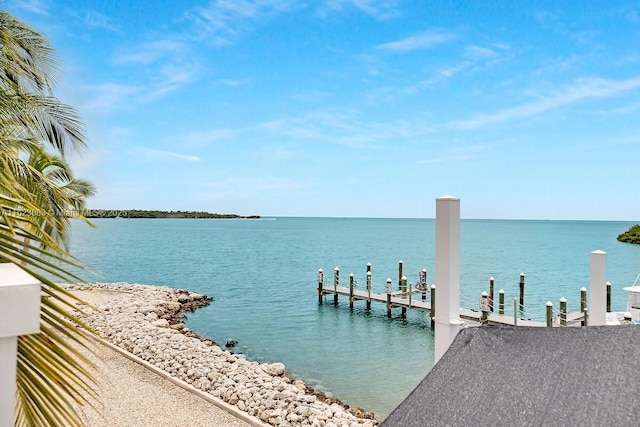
top-left (86, 209), bottom-right (260, 219)
top-left (618, 224), bottom-right (640, 244)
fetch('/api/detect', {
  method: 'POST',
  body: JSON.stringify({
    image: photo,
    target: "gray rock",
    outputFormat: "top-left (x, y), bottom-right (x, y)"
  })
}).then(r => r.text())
top-left (262, 362), bottom-right (286, 376)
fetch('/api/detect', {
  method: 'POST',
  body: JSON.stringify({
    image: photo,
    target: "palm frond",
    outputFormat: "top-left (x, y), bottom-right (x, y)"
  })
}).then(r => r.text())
top-left (1, 10), bottom-right (98, 427)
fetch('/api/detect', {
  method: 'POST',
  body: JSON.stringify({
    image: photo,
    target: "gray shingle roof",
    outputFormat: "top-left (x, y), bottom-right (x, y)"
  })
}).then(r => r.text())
top-left (382, 326), bottom-right (640, 426)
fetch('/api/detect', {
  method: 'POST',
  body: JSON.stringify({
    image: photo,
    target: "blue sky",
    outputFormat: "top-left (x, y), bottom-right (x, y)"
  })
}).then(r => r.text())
top-left (6, 0), bottom-right (640, 219)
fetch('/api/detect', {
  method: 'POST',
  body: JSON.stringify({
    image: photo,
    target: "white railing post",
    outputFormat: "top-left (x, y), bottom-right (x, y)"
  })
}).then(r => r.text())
top-left (434, 195), bottom-right (462, 363)
top-left (589, 250), bottom-right (607, 326)
top-left (0, 263), bottom-right (42, 427)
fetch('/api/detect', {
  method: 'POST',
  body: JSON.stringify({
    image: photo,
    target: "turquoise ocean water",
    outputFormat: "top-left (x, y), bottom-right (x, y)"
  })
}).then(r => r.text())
top-left (68, 218), bottom-right (640, 419)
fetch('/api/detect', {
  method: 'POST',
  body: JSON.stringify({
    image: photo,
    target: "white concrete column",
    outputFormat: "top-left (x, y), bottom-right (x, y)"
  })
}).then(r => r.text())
top-left (589, 250), bottom-right (607, 326)
top-left (434, 195), bottom-right (462, 363)
top-left (0, 263), bottom-right (42, 427)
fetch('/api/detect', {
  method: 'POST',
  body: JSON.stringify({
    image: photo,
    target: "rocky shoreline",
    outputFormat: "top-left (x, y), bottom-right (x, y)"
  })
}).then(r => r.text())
top-left (68, 283), bottom-right (378, 426)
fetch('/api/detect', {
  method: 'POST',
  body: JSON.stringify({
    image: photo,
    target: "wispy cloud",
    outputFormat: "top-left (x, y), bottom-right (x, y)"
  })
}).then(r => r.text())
top-left (368, 44), bottom-right (503, 100)
top-left (80, 83), bottom-right (140, 112)
top-left (534, 9), bottom-right (597, 47)
top-left (143, 61), bottom-right (200, 101)
top-left (183, 0), bottom-right (302, 45)
top-left (595, 101), bottom-right (640, 116)
top-left (14, 0), bottom-right (49, 15)
top-left (391, 61), bottom-right (472, 95)
top-left (452, 76), bottom-right (640, 130)
top-left (464, 45), bottom-right (500, 60)
top-left (200, 176), bottom-right (302, 200)
top-left (377, 30), bottom-right (456, 52)
top-left (577, 133), bottom-right (640, 152)
top-left (219, 78), bottom-right (252, 86)
top-left (418, 143), bottom-right (494, 164)
top-left (80, 10), bottom-right (121, 32)
top-left (255, 145), bottom-right (293, 160)
top-left (320, 0), bottom-right (402, 20)
top-left (260, 109), bottom-right (434, 149)
top-left (135, 148), bottom-right (201, 163)
top-left (113, 40), bottom-right (187, 66)
top-left (176, 129), bottom-right (237, 149)
top-left (418, 154), bottom-right (474, 165)
top-left (112, 37), bottom-right (198, 102)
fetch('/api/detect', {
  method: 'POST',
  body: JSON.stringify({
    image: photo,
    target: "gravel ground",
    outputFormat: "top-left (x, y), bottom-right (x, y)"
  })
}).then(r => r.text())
top-left (66, 285), bottom-right (377, 427)
top-left (70, 289), bottom-right (252, 427)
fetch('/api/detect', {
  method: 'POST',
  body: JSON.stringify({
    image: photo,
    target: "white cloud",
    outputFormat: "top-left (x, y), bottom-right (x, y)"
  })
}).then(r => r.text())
top-left (418, 154), bottom-right (473, 164)
top-left (143, 64), bottom-right (199, 101)
top-left (452, 76), bottom-right (640, 130)
top-left (377, 30), bottom-right (455, 52)
top-left (219, 78), bottom-right (252, 86)
top-left (113, 40), bottom-right (187, 66)
top-left (183, 0), bottom-right (302, 45)
top-left (135, 148), bottom-right (201, 163)
top-left (230, 176), bottom-right (300, 191)
top-left (464, 45), bottom-right (499, 60)
top-left (260, 109), bottom-right (434, 149)
top-left (81, 10), bottom-right (121, 32)
top-left (14, 0), bottom-right (49, 15)
top-left (80, 83), bottom-right (140, 112)
top-left (320, 0), bottom-right (402, 20)
top-left (418, 143), bottom-right (494, 164)
top-left (176, 129), bottom-right (237, 149)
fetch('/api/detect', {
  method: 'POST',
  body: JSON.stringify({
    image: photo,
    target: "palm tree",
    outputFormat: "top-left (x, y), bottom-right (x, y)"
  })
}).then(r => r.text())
top-left (1, 10), bottom-right (97, 426)
top-left (17, 145), bottom-right (97, 255)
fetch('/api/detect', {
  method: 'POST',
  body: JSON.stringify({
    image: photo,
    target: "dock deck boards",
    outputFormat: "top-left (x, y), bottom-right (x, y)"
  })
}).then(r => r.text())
top-left (320, 285), bottom-right (584, 327)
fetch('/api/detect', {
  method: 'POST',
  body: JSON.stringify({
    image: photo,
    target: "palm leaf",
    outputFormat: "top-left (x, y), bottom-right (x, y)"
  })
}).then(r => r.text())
top-left (1, 10), bottom-right (98, 426)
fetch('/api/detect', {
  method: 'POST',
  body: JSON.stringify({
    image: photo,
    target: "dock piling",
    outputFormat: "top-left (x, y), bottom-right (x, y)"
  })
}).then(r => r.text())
top-left (430, 284), bottom-right (436, 329)
top-left (400, 276), bottom-right (408, 317)
top-left (546, 302), bottom-right (553, 327)
top-left (489, 277), bottom-right (495, 312)
top-left (333, 267), bottom-right (339, 305)
top-left (349, 274), bottom-right (355, 310)
top-left (480, 292), bottom-right (489, 325)
top-left (519, 273), bottom-right (525, 316)
top-left (606, 281), bottom-right (611, 312)
top-left (580, 287), bottom-right (587, 326)
top-left (366, 271), bottom-right (372, 311)
top-left (559, 297), bottom-right (567, 326)
top-left (398, 260), bottom-right (403, 291)
top-left (317, 268), bottom-right (324, 304)
top-left (498, 289), bottom-right (505, 315)
top-left (401, 276), bottom-right (407, 298)
top-left (421, 269), bottom-right (428, 300)
top-left (386, 278), bottom-right (392, 318)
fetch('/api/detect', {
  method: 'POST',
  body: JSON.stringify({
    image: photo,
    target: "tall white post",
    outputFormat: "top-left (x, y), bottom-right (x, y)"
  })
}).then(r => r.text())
top-left (589, 250), bottom-right (607, 326)
top-left (434, 195), bottom-right (462, 363)
top-left (0, 264), bottom-right (42, 427)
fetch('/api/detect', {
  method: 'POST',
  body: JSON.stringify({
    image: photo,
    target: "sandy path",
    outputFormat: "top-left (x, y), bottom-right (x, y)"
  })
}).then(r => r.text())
top-left (69, 289), bottom-right (251, 427)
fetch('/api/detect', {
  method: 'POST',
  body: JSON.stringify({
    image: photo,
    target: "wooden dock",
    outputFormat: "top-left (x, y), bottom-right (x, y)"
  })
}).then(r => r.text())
top-left (317, 266), bottom-right (587, 328)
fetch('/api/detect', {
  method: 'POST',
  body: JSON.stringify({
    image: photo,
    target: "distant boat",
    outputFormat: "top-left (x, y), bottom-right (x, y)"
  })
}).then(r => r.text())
top-left (622, 273), bottom-right (640, 316)
top-left (607, 273), bottom-right (640, 325)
